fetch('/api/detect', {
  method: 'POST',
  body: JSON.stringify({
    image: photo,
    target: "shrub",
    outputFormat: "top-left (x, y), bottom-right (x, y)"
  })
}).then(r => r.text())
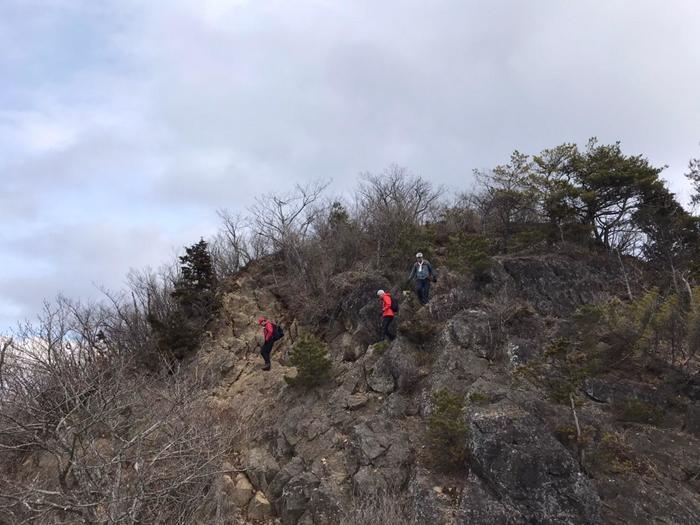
top-left (553, 424), bottom-right (591, 450)
top-left (569, 288), bottom-right (698, 369)
top-left (0, 311), bottom-right (233, 524)
top-left (284, 333), bottom-right (332, 388)
top-left (399, 298), bottom-right (439, 344)
top-left (446, 233), bottom-right (493, 278)
top-left (372, 340), bottom-right (390, 354)
top-left (588, 432), bottom-right (648, 475)
top-left (616, 399), bottom-right (664, 426)
top-left (687, 290), bottom-right (700, 360)
top-left (468, 391), bottom-right (492, 404)
top-left (341, 492), bottom-right (419, 525)
top-left (427, 390), bottom-right (469, 470)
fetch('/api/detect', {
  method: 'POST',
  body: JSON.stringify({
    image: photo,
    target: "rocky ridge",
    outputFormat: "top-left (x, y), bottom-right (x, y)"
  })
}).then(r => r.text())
top-left (195, 252), bottom-right (700, 524)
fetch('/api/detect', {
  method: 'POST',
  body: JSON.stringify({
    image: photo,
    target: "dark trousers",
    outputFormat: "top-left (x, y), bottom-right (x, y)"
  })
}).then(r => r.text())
top-left (415, 278), bottom-right (431, 305)
top-left (382, 316), bottom-right (396, 341)
top-left (260, 340), bottom-right (274, 365)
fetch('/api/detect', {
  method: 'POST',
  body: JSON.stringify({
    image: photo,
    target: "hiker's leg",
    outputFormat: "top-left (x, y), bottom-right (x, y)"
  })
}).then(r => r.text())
top-left (261, 341), bottom-right (273, 366)
top-left (414, 281), bottom-right (423, 302)
top-left (387, 317), bottom-right (396, 340)
top-left (418, 280), bottom-right (428, 304)
top-left (381, 317), bottom-right (389, 340)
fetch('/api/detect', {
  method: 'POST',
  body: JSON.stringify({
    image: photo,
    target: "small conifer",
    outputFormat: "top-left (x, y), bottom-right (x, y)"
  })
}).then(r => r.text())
top-left (284, 333), bottom-right (332, 388)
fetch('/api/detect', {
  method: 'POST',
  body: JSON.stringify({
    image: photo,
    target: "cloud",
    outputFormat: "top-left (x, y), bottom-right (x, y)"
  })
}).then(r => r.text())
top-left (1, 0), bottom-right (699, 328)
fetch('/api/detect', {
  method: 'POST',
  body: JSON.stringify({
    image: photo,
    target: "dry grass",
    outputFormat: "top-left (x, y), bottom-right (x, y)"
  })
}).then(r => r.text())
top-left (340, 492), bottom-right (420, 525)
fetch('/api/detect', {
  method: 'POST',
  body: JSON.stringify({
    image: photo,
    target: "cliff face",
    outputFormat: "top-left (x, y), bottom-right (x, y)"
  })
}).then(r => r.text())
top-left (193, 252), bottom-right (699, 525)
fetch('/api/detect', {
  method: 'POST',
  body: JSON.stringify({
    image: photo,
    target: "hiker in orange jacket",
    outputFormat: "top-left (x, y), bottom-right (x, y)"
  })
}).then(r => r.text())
top-left (376, 290), bottom-right (396, 341)
top-left (258, 316), bottom-right (278, 371)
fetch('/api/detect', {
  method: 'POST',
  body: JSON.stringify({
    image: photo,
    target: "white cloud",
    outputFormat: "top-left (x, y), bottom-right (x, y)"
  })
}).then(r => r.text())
top-left (1, 0), bottom-right (699, 329)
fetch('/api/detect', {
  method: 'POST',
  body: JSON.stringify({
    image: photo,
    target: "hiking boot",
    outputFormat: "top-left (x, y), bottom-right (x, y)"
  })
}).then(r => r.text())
top-left (262, 364), bottom-right (271, 371)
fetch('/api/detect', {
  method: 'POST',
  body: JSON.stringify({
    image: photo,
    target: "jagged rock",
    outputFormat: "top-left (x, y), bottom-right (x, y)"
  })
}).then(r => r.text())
top-left (683, 372), bottom-right (700, 401)
top-left (382, 392), bottom-right (409, 418)
top-left (279, 471), bottom-right (320, 525)
top-left (352, 465), bottom-right (388, 495)
top-left (497, 254), bottom-right (623, 316)
top-left (297, 511), bottom-right (314, 525)
top-left (367, 361), bottom-right (395, 394)
top-left (231, 473), bottom-right (255, 507)
top-left (684, 403), bottom-right (700, 436)
top-left (450, 309), bottom-right (491, 353)
top-left (427, 330), bottom-right (488, 399)
top-left (468, 402), bottom-right (602, 524)
top-left (306, 480), bottom-right (342, 525)
top-left (247, 491), bottom-right (272, 521)
top-left (407, 468), bottom-right (451, 524)
top-left (384, 340), bottom-right (420, 393)
top-left (457, 472), bottom-right (526, 524)
top-left (306, 417), bottom-right (332, 440)
top-left (349, 418), bottom-right (412, 493)
top-left (219, 355), bottom-right (236, 375)
top-left (268, 456), bottom-right (305, 501)
top-left (352, 421), bottom-right (388, 463)
top-left (334, 331), bottom-right (366, 362)
top-left (245, 448), bottom-right (280, 493)
top-left (345, 393), bottom-right (368, 410)
top-left (582, 376), bottom-right (661, 405)
top-left (425, 286), bottom-right (472, 322)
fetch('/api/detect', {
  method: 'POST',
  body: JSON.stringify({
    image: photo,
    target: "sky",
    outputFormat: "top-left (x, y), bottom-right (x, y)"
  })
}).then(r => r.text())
top-left (2, 0), bottom-right (700, 330)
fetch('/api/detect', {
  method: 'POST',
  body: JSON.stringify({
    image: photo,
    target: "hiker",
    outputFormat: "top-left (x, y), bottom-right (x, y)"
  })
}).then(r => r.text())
top-left (408, 252), bottom-right (437, 305)
top-left (258, 316), bottom-right (283, 371)
top-left (377, 290), bottom-right (396, 341)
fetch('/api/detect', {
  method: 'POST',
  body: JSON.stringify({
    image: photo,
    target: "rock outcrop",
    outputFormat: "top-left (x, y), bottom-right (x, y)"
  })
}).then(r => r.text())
top-left (194, 253), bottom-right (699, 524)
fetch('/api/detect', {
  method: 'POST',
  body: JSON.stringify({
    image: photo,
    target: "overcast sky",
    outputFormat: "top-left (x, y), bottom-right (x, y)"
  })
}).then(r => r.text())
top-left (2, 0), bottom-right (699, 330)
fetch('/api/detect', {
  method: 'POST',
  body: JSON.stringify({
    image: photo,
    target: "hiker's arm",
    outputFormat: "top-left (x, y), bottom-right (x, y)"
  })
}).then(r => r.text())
top-left (429, 263), bottom-right (437, 281)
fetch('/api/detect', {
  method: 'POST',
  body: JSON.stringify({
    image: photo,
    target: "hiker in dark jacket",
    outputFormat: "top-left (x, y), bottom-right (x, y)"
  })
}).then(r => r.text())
top-left (257, 316), bottom-right (279, 371)
top-left (408, 252), bottom-right (437, 305)
top-left (377, 290), bottom-right (396, 341)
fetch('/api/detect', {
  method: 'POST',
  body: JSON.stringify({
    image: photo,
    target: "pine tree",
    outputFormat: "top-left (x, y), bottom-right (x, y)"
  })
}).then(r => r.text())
top-left (173, 239), bottom-right (217, 314)
top-left (284, 333), bottom-right (332, 388)
top-left (427, 389), bottom-right (469, 470)
top-left (150, 239), bottom-right (219, 362)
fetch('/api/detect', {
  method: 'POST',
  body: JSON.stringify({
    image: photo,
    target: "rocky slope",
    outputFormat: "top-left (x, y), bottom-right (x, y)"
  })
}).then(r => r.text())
top-left (195, 252), bottom-right (700, 525)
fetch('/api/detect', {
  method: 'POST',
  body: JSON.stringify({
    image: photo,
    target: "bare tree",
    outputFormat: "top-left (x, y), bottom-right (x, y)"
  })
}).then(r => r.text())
top-left (210, 210), bottom-right (251, 278)
top-left (0, 298), bottom-right (234, 524)
top-left (357, 165), bottom-right (443, 227)
top-left (356, 165), bottom-right (444, 266)
top-left (250, 180), bottom-right (329, 253)
top-left (249, 180), bottom-right (329, 294)
top-left (0, 337), bottom-right (11, 393)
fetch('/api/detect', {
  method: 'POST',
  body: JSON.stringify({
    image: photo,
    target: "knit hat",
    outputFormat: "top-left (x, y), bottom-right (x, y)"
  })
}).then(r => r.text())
top-left (377, 290), bottom-right (385, 296)
top-left (416, 252), bottom-right (423, 258)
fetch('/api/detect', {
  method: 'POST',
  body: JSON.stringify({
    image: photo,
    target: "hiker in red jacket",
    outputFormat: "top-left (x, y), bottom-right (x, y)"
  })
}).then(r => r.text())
top-left (258, 316), bottom-right (279, 371)
top-left (376, 290), bottom-right (396, 341)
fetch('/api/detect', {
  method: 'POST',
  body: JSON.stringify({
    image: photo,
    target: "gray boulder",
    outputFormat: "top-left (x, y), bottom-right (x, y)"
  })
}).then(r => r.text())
top-left (279, 471), bottom-right (320, 525)
top-left (457, 472), bottom-right (526, 525)
top-left (468, 402), bottom-right (602, 524)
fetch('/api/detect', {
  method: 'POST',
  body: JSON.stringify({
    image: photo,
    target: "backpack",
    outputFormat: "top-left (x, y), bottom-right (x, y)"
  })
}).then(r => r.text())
top-left (390, 296), bottom-right (399, 314)
top-left (271, 323), bottom-right (284, 342)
